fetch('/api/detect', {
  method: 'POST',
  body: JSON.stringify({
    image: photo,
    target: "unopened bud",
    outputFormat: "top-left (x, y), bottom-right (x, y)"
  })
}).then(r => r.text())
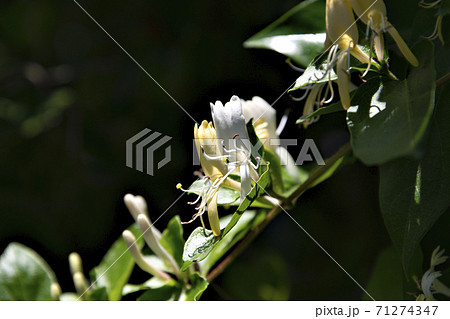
top-left (122, 230), bottom-right (171, 281)
top-left (73, 272), bottom-right (89, 296)
top-left (50, 282), bottom-right (62, 301)
top-left (136, 214), bottom-right (181, 277)
top-left (68, 252), bottom-right (83, 276)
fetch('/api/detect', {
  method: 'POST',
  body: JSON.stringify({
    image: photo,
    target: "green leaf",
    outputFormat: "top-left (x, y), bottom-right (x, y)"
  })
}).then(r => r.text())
top-left (159, 215), bottom-right (185, 267)
top-left (182, 164), bottom-right (272, 266)
top-left (184, 273), bottom-right (209, 301)
top-left (363, 246), bottom-right (404, 300)
top-left (86, 287), bottom-right (109, 301)
top-left (263, 148), bottom-right (284, 194)
top-left (296, 99), bottom-right (344, 124)
top-left (199, 210), bottom-right (267, 275)
top-left (290, 58), bottom-right (337, 91)
top-left (222, 162), bottom-right (271, 236)
top-left (379, 80), bottom-right (450, 271)
top-left (363, 246), bottom-right (423, 300)
top-left (182, 228), bottom-right (217, 266)
top-left (90, 224), bottom-right (143, 301)
top-left (0, 242), bottom-right (57, 301)
top-left (138, 284), bottom-right (180, 301)
top-left (347, 39), bottom-right (436, 165)
top-left (187, 180), bottom-right (240, 205)
top-left (243, 0), bottom-right (326, 67)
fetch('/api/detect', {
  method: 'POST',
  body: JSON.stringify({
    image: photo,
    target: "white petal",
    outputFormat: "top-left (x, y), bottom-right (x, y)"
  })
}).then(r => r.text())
top-left (240, 164), bottom-right (252, 201)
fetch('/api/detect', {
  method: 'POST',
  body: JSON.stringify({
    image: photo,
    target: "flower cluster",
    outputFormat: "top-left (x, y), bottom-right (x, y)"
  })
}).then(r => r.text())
top-left (178, 95), bottom-right (297, 237)
top-left (300, 0), bottom-right (419, 125)
top-left (122, 194), bottom-right (180, 280)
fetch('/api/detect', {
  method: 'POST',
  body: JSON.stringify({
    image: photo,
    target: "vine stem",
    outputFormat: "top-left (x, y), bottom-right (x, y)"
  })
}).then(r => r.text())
top-left (206, 142), bottom-right (352, 282)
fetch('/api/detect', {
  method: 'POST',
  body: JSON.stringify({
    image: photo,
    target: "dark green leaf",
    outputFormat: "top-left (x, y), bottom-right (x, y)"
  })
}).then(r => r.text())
top-left (0, 242), bottom-right (57, 301)
top-left (199, 210), bottom-right (267, 275)
top-left (138, 284), bottom-right (180, 301)
top-left (296, 100), bottom-right (344, 124)
top-left (263, 148), bottom-right (284, 194)
top-left (379, 81), bottom-right (450, 271)
top-left (222, 163), bottom-right (271, 236)
top-left (90, 224), bottom-right (143, 301)
top-left (363, 246), bottom-right (423, 300)
top-left (159, 215), bottom-right (185, 267)
top-left (243, 0), bottom-right (326, 67)
top-left (347, 39), bottom-right (436, 165)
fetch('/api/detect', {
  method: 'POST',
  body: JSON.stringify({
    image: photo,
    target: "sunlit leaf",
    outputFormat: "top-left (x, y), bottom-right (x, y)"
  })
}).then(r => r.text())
top-left (243, 0), bottom-right (326, 67)
top-left (347, 39), bottom-right (436, 165)
top-left (90, 224), bottom-right (143, 301)
top-left (0, 243), bottom-right (57, 301)
top-left (159, 215), bottom-right (185, 267)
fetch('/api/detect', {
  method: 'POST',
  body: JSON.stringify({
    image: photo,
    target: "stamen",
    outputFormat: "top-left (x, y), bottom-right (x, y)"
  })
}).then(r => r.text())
top-left (323, 79), bottom-right (335, 104)
top-left (202, 151), bottom-right (230, 161)
top-left (275, 110), bottom-right (290, 136)
top-left (176, 183), bottom-right (189, 192)
top-left (419, 0), bottom-right (441, 9)
top-left (285, 58), bottom-right (305, 72)
top-left (290, 86), bottom-right (312, 101)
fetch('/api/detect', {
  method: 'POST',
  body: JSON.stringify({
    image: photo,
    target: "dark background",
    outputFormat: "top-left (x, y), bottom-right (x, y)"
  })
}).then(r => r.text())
top-left (1, 0), bottom-right (437, 300)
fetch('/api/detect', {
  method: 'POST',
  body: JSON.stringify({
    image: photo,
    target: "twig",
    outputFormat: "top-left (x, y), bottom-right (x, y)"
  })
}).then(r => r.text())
top-left (436, 72), bottom-right (450, 87)
top-left (206, 142), bottom-right (352, 282)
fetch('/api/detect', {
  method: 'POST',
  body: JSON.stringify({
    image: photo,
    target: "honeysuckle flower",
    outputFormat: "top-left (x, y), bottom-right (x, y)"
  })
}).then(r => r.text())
top-left (325, 0), bottom-right (373, 109)
top-left (137, 214), bottom-right (180, 277)
top-left (124, 194), bottom-right (162, 238)
top-left (241, 96), bottom-right (300, 182)
top-left (178, 120), bottom-right (241, 236)
top-left (241, 96), bottom-right (278, 152)
top-left (211, 96), bottom-right (260, 202)
top-left (68, 252), bottom-right (90, 297)
top-left (348, 0), bottom-right (419, 66)
top-left (123, 194), bottom-right (181, 276)
top-left (122, 230), bottom-right (171, 281)
top-left (415, 246), bottom-right (450, 300)
top-left (326, 0), bottom-right (372, 64)
top-left (336, 49), bottom-right (352, 110)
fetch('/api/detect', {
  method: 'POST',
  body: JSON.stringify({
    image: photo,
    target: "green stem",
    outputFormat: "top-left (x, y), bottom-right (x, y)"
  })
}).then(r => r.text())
top-left (206, 142), bottom-right (352, 282)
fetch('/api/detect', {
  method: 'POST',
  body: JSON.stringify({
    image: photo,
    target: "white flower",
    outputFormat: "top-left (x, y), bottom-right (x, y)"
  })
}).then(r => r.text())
top-left (241, 96), bottom-right (300, 182)
top-left (211, 95), bottom-right (259, 201)
top-left (416, 246), bottom-right (450, 300)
